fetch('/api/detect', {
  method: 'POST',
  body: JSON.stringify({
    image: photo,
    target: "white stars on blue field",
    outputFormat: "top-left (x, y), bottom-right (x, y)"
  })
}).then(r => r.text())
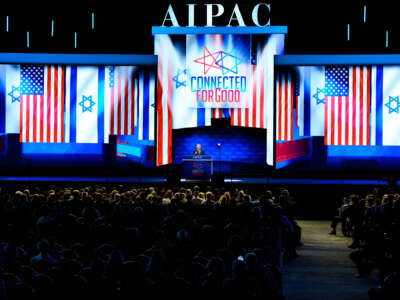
top-left (325, 66), bottom-right (349, 97)
top-left (20, 65), bottom-right (45, 95)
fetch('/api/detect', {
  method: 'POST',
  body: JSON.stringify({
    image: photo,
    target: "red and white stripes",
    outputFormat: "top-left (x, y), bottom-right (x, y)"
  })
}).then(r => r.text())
top-left (156, 46), bottom-right (173, 166)
top-left (212, 108), bottom-right (225, 119)
top-left (230, 107), bottom-right (247, 127)
top-left (324, 66), bottom-right (371, 145)
top-left (276, 70), bottom-right (294, 141)
top-left (108, 66), bottom-right (136, 136)
top-left (231, 51), bottom-right (266, 128)
top-left (20, 65), bottom-right (65, 143)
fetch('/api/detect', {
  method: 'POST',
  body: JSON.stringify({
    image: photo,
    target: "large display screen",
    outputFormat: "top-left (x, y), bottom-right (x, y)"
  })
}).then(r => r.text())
top-left (275, 64), bottom-right (400, 171)
top-left (155, 33), bottom-right (285, 166)
top-left (0, 63), bottom-right (155, 167)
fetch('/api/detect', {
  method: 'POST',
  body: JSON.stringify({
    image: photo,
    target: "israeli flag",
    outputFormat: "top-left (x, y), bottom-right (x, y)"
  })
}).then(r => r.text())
top-left (0, 64), bottom-right (20, 134)
top-left (372, 65), bottom-right (400, 146)
top-left (297, 66), bottom-right (325, 137)
top-left (138, 70), bottom-right (155, 140)
top-left (65, 66), bottom-right (105, 144)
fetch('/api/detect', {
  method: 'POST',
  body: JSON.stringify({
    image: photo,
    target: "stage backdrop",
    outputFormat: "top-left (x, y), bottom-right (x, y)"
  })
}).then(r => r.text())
top-left (154, 33), bottom-right (285, 166)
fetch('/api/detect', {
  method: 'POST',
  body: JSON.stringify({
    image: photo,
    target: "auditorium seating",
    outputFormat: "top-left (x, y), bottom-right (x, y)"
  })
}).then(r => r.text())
top-left (0, 185), bottom-right (301, 299)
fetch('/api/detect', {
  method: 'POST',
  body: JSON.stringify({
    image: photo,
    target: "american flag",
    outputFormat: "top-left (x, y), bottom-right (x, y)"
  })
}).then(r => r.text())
top-left (105, 66), bottom-right (136, 136)
top-left (295, 71), bottom-right (301, 127)
top-left (276, 69), bottom-right (294, 141)
top-left (324, 66), bottom-right (371, 145)
top-left (230, 44), bottom-right (267, 128)
top-left (156, 45), bottom-right (173, 166)
top-left (212, 108), bottom-right (230, 119)
top-left (20, 64), bottom-right (66, 143)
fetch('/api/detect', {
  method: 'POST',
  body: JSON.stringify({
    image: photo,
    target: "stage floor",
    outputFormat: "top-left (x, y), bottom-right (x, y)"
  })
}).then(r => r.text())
top-left (0, 176), bottom-right (394, 185)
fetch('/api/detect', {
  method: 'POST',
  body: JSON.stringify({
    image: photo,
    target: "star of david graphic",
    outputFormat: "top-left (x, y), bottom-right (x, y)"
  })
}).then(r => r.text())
top-left (172, 69), bottom-right (187, 88)
top-left (194, 47), bottom-right (243, 76)
top-left (79, 95), bottom-right (96, 113)
top-left (193, 46), bottom-right (222, 75)
top-left (385, 96), bottom-right (400, 114)
top-left (8, 86), bottom-right (20, 103)
top-left (215, 49), bottom-right (243, 75)
top-left (312, 87), bottom-right (326, 105)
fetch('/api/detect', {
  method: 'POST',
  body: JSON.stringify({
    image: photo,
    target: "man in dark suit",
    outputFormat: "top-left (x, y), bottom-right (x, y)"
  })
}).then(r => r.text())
top-left (193, 144), bottom-right (205, 155)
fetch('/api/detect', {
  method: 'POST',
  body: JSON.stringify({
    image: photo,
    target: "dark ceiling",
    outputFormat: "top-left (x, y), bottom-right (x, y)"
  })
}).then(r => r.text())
top-left (0, 0), bottom-right (395, 54)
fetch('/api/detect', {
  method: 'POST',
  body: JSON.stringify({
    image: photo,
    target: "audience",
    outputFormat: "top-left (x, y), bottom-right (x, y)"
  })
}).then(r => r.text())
top-left (0, 185), bottom-right (301, 299)
top-left (330, 188), bottom-right (400, 299)
top-left (329, 196), bottom-right (351, 236)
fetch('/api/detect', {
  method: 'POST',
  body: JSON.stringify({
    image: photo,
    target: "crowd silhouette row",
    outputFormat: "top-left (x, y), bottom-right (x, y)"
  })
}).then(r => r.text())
top-left (0, 185), bottom-right (301, 299)
top-left (330, 188), bottom-right (400, 299)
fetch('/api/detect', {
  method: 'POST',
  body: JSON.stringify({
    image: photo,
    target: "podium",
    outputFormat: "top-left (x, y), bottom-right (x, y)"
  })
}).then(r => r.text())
top-left (182, 155), bottom-right (213, 181)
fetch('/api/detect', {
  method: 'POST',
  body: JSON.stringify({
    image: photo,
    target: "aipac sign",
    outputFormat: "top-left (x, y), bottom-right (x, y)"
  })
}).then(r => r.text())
top-left (161, 3), bottom-right (271, 27)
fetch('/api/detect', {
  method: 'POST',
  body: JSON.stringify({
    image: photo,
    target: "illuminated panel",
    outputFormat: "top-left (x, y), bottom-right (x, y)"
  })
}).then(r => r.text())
top-left (276, 138), bottom-right (310, 163)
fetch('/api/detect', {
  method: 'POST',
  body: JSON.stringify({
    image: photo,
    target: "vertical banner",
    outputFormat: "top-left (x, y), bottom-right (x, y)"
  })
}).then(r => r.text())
top-left (324, 66), bottom-right (372, 146)
top-left (138, 69), bottom-right (156, 141)
top-left (266, 34), bottom-right (285, 166)
top-left (75, 66), bottom-right (99, 143)
top-left (105, 66), bottom-right (136, 137)
top-left (155, 35), bottom-right (173, 165)
top-left (380, 66), bottom-right (400, 145)
top-left (276, 69), bottom-right (293, 141)
top-left (296, 66), bottom-right (326, 137)
top-left (4, 65), bottom-right (21, 133)
top-left (308, 66), bottom-right (326, 136)
top-left (295, 66), bottom-right (305, 136)
top-left (20, 65), bottom-right (66, 143)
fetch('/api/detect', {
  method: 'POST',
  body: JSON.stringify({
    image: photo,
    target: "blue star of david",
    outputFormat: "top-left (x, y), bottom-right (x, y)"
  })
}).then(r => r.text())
top-left (312, 87), bottom-right (326, 105)
top-left (215, 49), bottom-right (242, 75)
top-left (79, 95), bottom-right (96, 113)
top-left (385, 96), bottom-right (400, 114)
top-left (8, 86), bottom-right (20, 103)
top-left (172, 69), bottom-right (186, 88)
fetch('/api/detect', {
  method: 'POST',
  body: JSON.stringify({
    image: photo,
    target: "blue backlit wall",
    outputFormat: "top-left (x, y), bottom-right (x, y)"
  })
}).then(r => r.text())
top-left (22, 143), bottom-right (103, 155)
top-left (326, 144), bottom-right (400, 170)
top-left (173, 125), bottom-right (266, 164)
